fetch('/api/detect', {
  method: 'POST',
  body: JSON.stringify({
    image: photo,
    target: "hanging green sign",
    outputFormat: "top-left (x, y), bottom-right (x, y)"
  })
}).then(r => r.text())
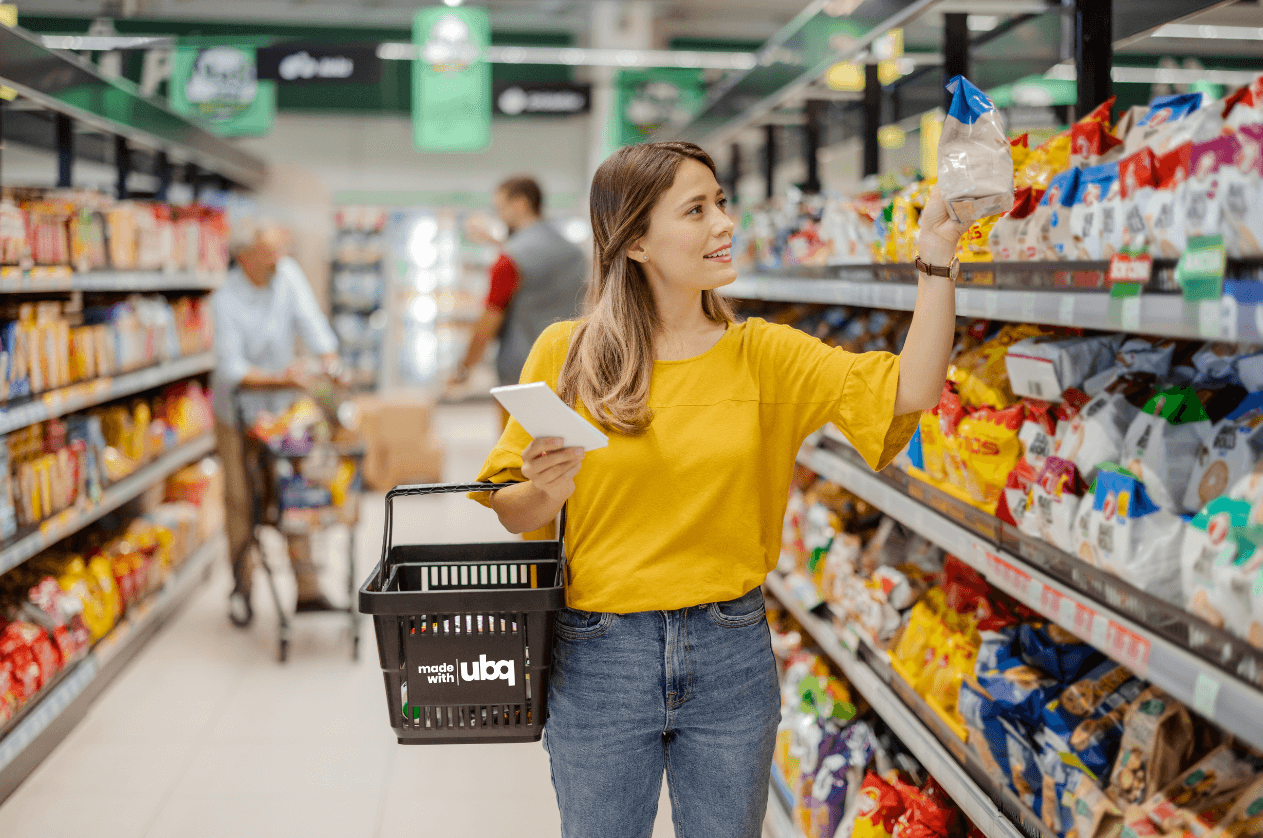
top-left (169, 45), bottom-right (275, 137)
top-left (614, 68), bottom-right (705, 149)
top-left (412, 7), bottom-right (491, 152)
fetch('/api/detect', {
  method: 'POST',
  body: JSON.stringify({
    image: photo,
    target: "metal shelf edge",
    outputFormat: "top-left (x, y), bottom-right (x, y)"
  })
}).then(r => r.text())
top-left (796, 446), bottom-right (1263, 751)
top-left (1, 272), bottom-right (223, 293)
top-left (763, 572), bottom-right (1028, 838)
top-left (765, 785), bottom-right (805, 838)
top-left (0, 353), bottom-right (215, 437)
top-left (0, 433), bottom-right (217, 575)
top-left (0, 534), bottom-right (224, 786)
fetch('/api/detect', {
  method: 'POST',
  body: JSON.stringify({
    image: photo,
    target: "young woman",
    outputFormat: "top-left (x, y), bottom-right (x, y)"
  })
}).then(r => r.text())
top-left (472, 141), bottom-right (967, 838)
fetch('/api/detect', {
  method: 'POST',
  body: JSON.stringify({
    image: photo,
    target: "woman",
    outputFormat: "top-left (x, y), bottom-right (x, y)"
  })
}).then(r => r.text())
top-left (472, 141), bottom-right (966, 837)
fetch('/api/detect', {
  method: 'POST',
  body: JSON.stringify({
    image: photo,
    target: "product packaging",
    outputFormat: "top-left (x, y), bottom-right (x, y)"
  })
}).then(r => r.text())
top-left (1107, 686), bottom-right (1196, 807)
top-left (938, 76), bottom-right (1015, 225)
top-left (1120, 387), bottom-right (1220, 514)
top-left (1005, 335), bottom-right (1123, 403)
top-left (1143, 745), bottom-right (1263, 838)
top-left (1071, 162), bottom-right (1122, 260)
top-left (1055, 373), bottom-right (1157, 485)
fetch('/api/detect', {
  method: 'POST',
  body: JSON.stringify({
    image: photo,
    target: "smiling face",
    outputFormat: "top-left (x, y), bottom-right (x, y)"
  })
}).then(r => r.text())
top-left (628, 158), bottom-right (736, 293)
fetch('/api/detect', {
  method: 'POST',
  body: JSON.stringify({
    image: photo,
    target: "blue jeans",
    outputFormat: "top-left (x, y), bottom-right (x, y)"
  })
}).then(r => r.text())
top-left (542, 586), bottom-right (782, 838)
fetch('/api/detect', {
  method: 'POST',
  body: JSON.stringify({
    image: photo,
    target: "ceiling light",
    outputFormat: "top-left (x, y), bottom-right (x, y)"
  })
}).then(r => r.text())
top-left (442, 0), bottom-right (464, 6)
top-left (968, 15), bottom-right (999, 32)
top-left (376, 43), bottom-right (758, 70)
top-left (1151, 23), bottom-right (1263, 41)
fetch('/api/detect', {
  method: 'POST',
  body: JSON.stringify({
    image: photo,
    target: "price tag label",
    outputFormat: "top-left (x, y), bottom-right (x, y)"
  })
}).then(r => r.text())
top-left (1220, 294), bottom-right (1240, 341)
top-left (1057, 593), bottom-right (1079, 629)
top-left (1073, 602), bottom-right (1096, 639)
top-left (1041, 585), bottom-right (1063, 618)
top-left (1108, 251), bottom-right (1153, 284)
top-left (1021, 293), bottom-right (1037, 322)
top-left (1059, 295), bottom-right (1075, 325)
top-left (1091, 613), bottom-right (1110, 649)
top-left (1122, 296), bottom-right (1141, 331)
top-left (1193, 672), bottom-right (1220, 720)
top-left (980, 547), bottom-right (1037, 603)
top-left (1200, 299), bottom-right (1221, 338)
top-left (1105, 621), bottom-right (1152, 676)
top-left (985, 291), bottom-right (999, 318)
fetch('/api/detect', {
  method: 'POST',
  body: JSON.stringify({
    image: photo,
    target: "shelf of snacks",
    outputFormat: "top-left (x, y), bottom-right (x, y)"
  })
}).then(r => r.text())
top-left (0, 432), bottom-right (215, 577)
top-left (777, 462), bottom-right (1263, 838)
top-left (0, 269), bottom-right (224, 293)
top-left (795, 440), bottom-right (1263, 753)
top-left (764, 571), bottom-right (1035, 838)
top-left (0, 352), bottom-right (213, 437)
top-left (331, 206), bottom-right (389, 392)
top-left (0, 532), bottom-right (226, 800)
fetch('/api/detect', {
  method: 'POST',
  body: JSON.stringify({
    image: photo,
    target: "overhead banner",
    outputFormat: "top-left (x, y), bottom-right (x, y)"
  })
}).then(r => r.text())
top-left (493, 82), bottom-right (591, 117)
top-left (257, 43), bottom-right (381, 84)
top-left (412, 7), bottom-right (491, 152)
top-left (169, 45), bottom-right (275, 137)
top-left (614, 68), bottom-right (705, 148)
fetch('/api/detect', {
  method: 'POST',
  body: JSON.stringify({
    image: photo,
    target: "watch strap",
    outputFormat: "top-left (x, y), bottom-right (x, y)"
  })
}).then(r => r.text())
top-left (915, 255), bottom-right (954, 278)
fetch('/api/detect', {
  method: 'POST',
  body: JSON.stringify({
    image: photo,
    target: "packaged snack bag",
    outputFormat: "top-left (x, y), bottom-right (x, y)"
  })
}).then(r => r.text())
top-left (959, 680), bottom-right (1014, 787)
top-left (1082, 340), bottom-right (1174, 397)
top-left (1006, 719), bottom-right (1044, 815)
top-left (853, 772), bottom-right (906, 838)
top-left (938, 76), bottom-right (1015, 224)
top-left (974, 654), bottom-right (1064, 729)
top-left (1041, 660), bottom-right (1142, 783)
top-left (1056, 373), bottom-right (1157, 484)
top-left (1034, 168), bottom-right (1083, 261)
top-left (989, 187), bottom-right (1044, 261)
top-left (1071, 106), bottom-right (1124, 169)
top-left (1223, 124), bottom-right (1263, 258)
top-left (1011, 134), bottom-right (1031, 172)
top-left (1107, 687), bottom-right (1196, 807)
top-left (1145, 143), bottom-right (1194, 259)
top-left (1006, 335), bottom-right (1123, 403)
top-left (1144, 745), bottom-right (1263, 838)
top-left (1184, 134), bottom-right (1242, 244)
top-left (1204, 775), bottom-right (1263, 838)
top-left (1099, 165), bottom-right (1128, 259)
top-left (893, 782), bottom-right (957, 838)
top-left (958, 216), bottom-right (999, 263)
top-left (1020, 457), bottom-right (1090, 552)
top-left (1124, 93), bottom-right (1205, 155)
top-left (1181, 496), bottom-right (1253, 629)
top-left (1183, 393), bottom-right (1263, 512)
top-left (1019, 622), bottom-right (1104, 683)
top-left (1121, 387), bottom-right (1217, 513)
top-left (1072, 162), bottom-right (1122, 260)
top-left (1067, 772), bottom-right (1126, 838)
top-left (1019, 133), bottom-right (1072, 193)
top-left (949, 324), bottom-right (1047, 410)
top-left (951, 403), bottom-right (1025, 508)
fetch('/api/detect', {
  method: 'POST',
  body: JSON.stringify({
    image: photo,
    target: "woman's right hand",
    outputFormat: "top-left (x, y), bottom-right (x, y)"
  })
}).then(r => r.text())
top-left (521, 437), bottom-right (585, 502)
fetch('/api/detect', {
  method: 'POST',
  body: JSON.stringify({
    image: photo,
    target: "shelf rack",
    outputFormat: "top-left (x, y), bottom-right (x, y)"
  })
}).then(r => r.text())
top-left (0, 432), bottom-right (216, 576)
top-left (795, 441), bottom-right (1263, 751)
top-left (763, 571), bottom-right (1036, 838)
top-left (0, 352), bottom-right (213, 437)
top-left (0, 534), bottom-right (226, 802)
top-left (765, 785), bottom-right (805, 838)
top-left (0, 270), bottom-right (223, 294)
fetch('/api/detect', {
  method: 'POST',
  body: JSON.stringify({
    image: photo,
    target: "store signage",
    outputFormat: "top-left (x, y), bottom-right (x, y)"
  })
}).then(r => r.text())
top-left (169, 45), bottom-right (275, 137)
top-left (614, 68), bottom-right (704, 147)
top-left (412, 7), bottom-right (491, 152)
top-left (493, 82), bottom-right (591, 116)
top-left (257, 43), bottom-right (381, 84)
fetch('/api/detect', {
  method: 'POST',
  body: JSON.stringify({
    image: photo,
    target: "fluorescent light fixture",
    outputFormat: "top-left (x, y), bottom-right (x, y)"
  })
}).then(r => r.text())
top-left (443, 0), bottom-right (464, 6)
top-left (1151, 23), bottom-right (1263, 41)
top-left (376, 43), bottom-right (758, 70)
top-left (1045, 62), bottom-right (1261, 85)
top-left (968, 15), bottom-right (1000, 32)
top-left (42, 35), bottom-right (175, 50)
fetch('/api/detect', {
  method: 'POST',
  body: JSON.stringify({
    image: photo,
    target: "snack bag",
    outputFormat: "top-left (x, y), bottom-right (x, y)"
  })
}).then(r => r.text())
top-left (1034, 168), bottom-right (1083, 261)
top-left (951, 403), bottom-right (1025, 508)
top-left (1124, 93), bottom-right (1205, 155)
top-left (1145, 143), bottom-right (1194, 259)
top-left (1072, 162), bottom-right (1122, 260)
top-left (1006, 719), bottom-right (1044, 815)
top-left (1071, 103), bottom-right (1124, 169)
top-left (974, 654), bottom-right (1064, 729)
top-left (853, 772), bottom-right (907, 838)
top-left (1078, 465), bottom-right (1185, 601)
top-left (1121, 387), bottom-right (1217, 514)
top-left (1041, 660), bottom-right (1143, 784)
top-left (1099, 165), bottom-right (1128, 259)
top-left (893, 781), bottom-right (957, 838)
top-left (938, 76), bottom-right (1015, 224)
top-left (1118, 148), bottom-right (1162, 254)
top-left (1019, 133), bottom-right (1072, 193)
top-left (1018, 622), bottom-right (1103, 683)
top-left (1223, 124), bottom-right (1263, 258)
top-left (1144, 745), bottom-right (1263, 838)
top-left (958, 680), bottom-right (1014, 787)
top-left (1183, 393), bottom-right (1263, 512)
top-left (1184, 134), bottom-right (1242, 244)
top-left (1006, 335), bottom-right (1123, 403)
top-left (989, 187), bottom-right (1044, 261)
top-left (1055, 373), bottom-right (1157, 484)
top-left (1067, 773), bottom-right (1126, 838)
top-left (1107, 687), bottom-right (1196, 807)
top-left (948, 323), bottom-right (1046, 409)
top-left (1011, 133), bottom-right (1032, 172)
top-left (1204, 776), bottom-right (1263, 838)
top-left (1081, 339), bottom-right (1174, 396)
top-left (958, 216), bottom-right (999, 263)
top-left (1020, 457), bottom-right (1090, 552)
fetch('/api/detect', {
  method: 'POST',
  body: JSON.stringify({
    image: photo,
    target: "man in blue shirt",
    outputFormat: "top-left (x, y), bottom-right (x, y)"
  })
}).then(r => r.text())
top-left (212, 223), bottom-right (341, 627)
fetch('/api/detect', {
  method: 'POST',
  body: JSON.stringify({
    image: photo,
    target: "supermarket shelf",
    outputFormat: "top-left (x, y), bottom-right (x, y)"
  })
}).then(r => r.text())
top-left (723, 273), bottom-right (1222, 341)
top-left (763, 571), bottom-right (1031, 838)
top-left (0, 534), bottom-right (225, 803)
top-left (0, 352), bottom-right (214, 437)
top-left (0, 270), bottom-right (223, 293)
top-left (0, 25), bottom-right (266, 188)
top-left (0, 433), bottom-right (216, 576)
top-left (796, 443), bottom-right (1263, 751)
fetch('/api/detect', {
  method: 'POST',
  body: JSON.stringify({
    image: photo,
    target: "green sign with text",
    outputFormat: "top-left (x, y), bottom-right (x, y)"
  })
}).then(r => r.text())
top-left (169, 45), bottom-right (275, 137)
top-left (412, 7), bottom-right (491, 152)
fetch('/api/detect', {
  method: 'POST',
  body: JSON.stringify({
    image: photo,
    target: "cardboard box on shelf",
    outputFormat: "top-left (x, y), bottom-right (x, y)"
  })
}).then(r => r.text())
top-left (363, 436), bottom-right (444, 492)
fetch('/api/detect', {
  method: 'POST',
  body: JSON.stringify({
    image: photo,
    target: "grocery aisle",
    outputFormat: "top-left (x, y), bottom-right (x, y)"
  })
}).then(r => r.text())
top-left (0, 403), bottom-right (676, 838)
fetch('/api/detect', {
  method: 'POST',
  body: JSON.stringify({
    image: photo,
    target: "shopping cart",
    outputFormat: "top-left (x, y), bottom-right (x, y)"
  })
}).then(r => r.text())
top-left (359, 483), bottom-right (565, 744)
top-left (232, 386), bottom-right (365, 663)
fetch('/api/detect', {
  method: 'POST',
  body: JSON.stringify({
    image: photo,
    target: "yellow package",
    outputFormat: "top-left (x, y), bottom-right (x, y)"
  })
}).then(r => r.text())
top-left (59, 558), bottom-right (113, 639)
top-left (891, 196), bottom-right (920, 264)
top-left (926, 633), bottom-right (979, 731)
top-left (130, 401), bottom-right (151, 461)
top-left (947, 323), bottom-right (1045, 409)
top-left (892, 598), bottom-right (939, 669)
top-left (86, 555), bottom-right (123, 621)
top-left (957, 215), bottom-right (999, 262)
top-left (949, 403), bottom-right (1025, 508)
top-left (1018, 133), bottom-right (1071, 192)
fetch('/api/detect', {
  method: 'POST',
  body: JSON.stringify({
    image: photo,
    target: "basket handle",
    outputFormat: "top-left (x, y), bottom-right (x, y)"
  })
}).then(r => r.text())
top-left (378, 482), bottom-right (567, 591)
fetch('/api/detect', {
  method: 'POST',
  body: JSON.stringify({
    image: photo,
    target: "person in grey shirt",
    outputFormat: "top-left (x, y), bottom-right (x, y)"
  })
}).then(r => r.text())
top-left (212, 222), bottom-right (341, 627)
top-left (450, 176), bottom-right (587, 396)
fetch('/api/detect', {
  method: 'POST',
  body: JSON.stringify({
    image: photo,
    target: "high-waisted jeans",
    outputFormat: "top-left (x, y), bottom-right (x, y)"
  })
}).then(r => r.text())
top-left (542, 585), bottom-right (782, 838)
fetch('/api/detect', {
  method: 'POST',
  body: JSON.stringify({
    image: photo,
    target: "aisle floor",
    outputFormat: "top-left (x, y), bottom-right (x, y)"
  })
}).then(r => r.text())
top-left (0, 403), bottom-right (686, 838)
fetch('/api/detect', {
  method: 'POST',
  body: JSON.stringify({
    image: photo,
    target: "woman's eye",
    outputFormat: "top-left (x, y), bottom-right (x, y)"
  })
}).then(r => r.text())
top-left (718, 199), bottom-right (728, 209)
top-left (688, 206), bottom-right (703, 215)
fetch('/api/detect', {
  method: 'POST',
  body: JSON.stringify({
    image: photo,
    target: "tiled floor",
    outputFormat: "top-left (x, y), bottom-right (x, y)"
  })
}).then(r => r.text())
top-left (0, 403), bottom-right (680, 838)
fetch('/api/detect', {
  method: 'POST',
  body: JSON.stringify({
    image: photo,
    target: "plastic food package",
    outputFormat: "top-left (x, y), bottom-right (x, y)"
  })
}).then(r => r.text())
top-left (948, 404), bottom-right (1025, 508)
top-left (1005, 719), bottom-right (1044, 814)
top-left (1019, 457), bottom-right (1089, 552)
top-left (1097, 165), bottom-right (1128, 259)
top-left (1033, 168), bottom-right (1083, 261)
top-left (1204, 775), bottom-right (1263, 838)
top-left (1067, 773), bottom-right (1126, 838)
top-left (1107, 686), bottom-right (1196, 807)
top-left (1183, 393), bottom-right (1263, 512)
top-left (1120, 387), bottom-right (1216, 513)
top-left (938, 76), bottom-right (1015, 225)
top-left (1072, 466), bottom-right (1185, 601)
top-left (1082, 339), bottom-right (1174, 396)
top-left (1143, 745), bottom-right (1263, 838)
top-left (948, 324), bottom-right (1046, 410)
top-left (1223, 124), bottom-right (1263, 258)
top-left (1123, 93), bottom-right (1205, 155)
top-left (1071, 104), bottom-right (1124, 169)
top-left (1005, 335), bottom-right (1123, 403)
top-left (1183, 134), bottom-right (1242, 244)
top-left (853, 772), bottom-right (906, 838)
top-left (1145, 143), bottom-right (1194, 259)
top-left (988, 188), bottom-right (1044, 262)
top-left (1070, 163), bottom-right (1121, 260)
top-left (1181, 496), bottom-right (1258, 637)
top-left (1055, 373), bottom-right (1156, 485)
top-left (1018, 622), bottom-right (1103, 683)
top-left (1040, 660), bottom-right (1142, 783)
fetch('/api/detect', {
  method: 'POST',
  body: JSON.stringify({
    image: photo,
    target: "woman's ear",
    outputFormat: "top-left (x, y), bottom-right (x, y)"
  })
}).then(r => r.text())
top-left (625, 237), bottom-right (649, 264)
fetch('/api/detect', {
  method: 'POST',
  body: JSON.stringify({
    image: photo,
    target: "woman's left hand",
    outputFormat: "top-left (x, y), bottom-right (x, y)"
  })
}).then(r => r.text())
top-left (916, 186), bottom-right (970, 266)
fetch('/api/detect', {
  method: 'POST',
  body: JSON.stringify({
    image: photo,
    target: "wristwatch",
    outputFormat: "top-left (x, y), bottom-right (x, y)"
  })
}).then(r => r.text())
top-left (915, 254), bottom-right (960, 281)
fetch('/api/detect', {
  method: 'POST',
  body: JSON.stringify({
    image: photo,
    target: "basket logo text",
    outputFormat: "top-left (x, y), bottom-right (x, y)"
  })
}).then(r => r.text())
top-left (419, 655), bottom-right (515, 687)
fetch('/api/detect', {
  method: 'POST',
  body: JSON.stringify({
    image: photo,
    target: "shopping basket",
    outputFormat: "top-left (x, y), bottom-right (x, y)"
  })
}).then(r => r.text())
top-left (359, 482), bottom-right (565, 745)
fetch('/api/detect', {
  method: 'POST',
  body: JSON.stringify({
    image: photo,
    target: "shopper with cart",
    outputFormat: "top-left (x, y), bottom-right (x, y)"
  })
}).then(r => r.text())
top-left (469, 141), bottom-right (967, 837)
top-left (212, 221), bottom-right (344, 627)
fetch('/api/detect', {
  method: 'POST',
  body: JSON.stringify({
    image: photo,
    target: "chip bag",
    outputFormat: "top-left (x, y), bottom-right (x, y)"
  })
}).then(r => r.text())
top-left (1041, 660), bottom-right (1143, 783)
top-left (853, 772), bottom-right (907, 838)
top-left (1118, 147), bottom-right (1162, 254)
top-left (1072, 162), bottom-right (1121, 260)
top-left (1144, 745), bottom-right (1263, 838)
top-left (938, 76), bottom-right (1015, 225)
top-left (1145, 143), bottom-right (1194, 259)
top-left (1107, 686), bottom-right (1196, 807)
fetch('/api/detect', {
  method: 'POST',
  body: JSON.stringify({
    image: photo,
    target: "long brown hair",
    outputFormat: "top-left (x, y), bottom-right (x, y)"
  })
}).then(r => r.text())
top-left (557, 141), bottom-right (736, 435)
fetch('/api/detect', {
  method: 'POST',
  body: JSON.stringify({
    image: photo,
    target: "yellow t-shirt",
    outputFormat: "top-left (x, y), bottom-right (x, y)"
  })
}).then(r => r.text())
top-left (471, 317), bottom-right (919, 613)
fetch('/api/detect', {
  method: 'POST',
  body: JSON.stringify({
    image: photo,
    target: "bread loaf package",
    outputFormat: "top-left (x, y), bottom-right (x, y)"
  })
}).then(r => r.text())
top-left (938, 76), bottom-right (1015, 225)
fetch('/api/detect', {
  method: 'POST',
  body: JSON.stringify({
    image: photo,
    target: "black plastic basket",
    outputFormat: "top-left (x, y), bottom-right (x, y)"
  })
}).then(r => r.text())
top-left (358, 483), bottom-right (565, 745)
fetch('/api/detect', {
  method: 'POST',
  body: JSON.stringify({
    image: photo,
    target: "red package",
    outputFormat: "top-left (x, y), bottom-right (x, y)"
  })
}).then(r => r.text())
top-left (894, 795), bottom-right (957, 838)
top-left (1053, 388), bottom-right (1091, 423)
top-left (1072, 121), bottom-right (1124, 163)
top-left (1081, 96), bottom-right (1116, 127)
top-left (1011, 133), bottom-right (1030, 150)
top-left (1156, 142), bottom-right (1194, 189)
top-left (1007, 187), bottom-right (1044, 221)
top-left (1119, 148), bottom-right (1160, 198)
top-left (853, 772), bottom-right (907, 838)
